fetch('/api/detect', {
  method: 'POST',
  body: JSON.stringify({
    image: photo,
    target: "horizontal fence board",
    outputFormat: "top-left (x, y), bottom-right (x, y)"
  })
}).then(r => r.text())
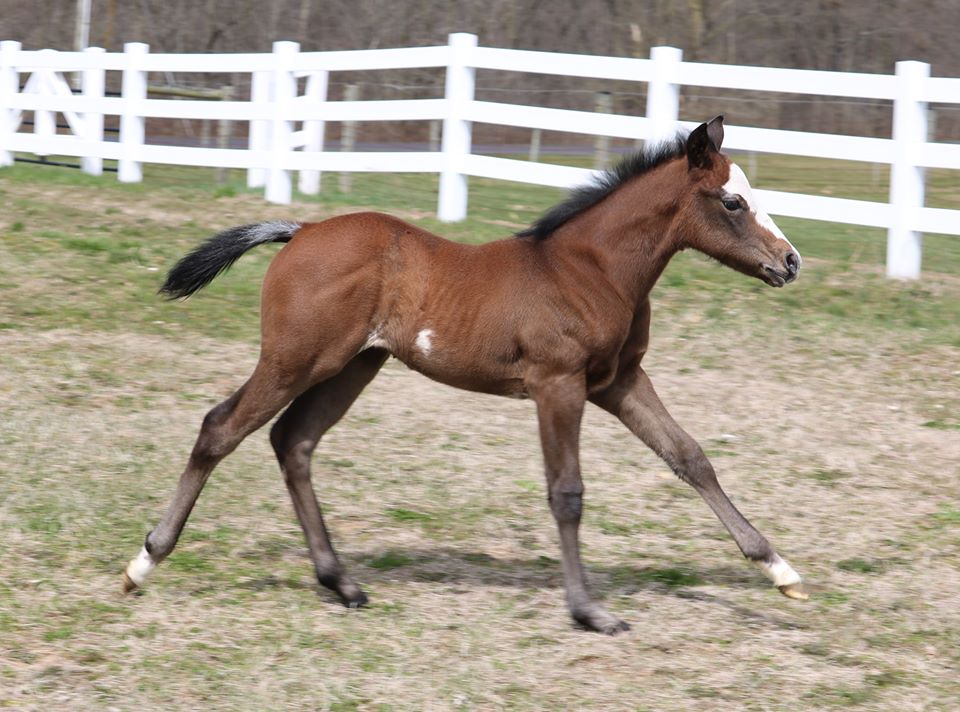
top-left (721, 125), bottom-right (896, 164)
top-left (465, 155), bottom-right (596, 188)
top-left (923, 77), bottom-right (960, 105)
top-left (469, 100), bottom-right (652, 139)
top-left (128, 52), bottom-right (272, 73)
top-left (4, 49), bottom-right (129, 71)
top-left (469, 46), bottom-right (653, 82)
top-left (916, 206), bottom-right (960, 236)
top-left (289, 98), bottom-right (446, 122)
top-left (283, 151), bottom-right (444, 172)
top-left (134, 146), bottom-right (444, 172)
top-left (916, 142), bottom-right (960, 171)
top-left (6, 93), bottom-right (447, 123)
top-left (755, 189), bottom-right (893, 228)
top-left (5, 45), bottom-right (450, 75)
top-left (136, 98), bottom-right (267, 120)
top-left (6, 132), bottom-right (445, 173)
top-left (292, 46), bottom-right (450, 72)
top-left (675, 61), bottom-right (899, 100)
top-left (7, 93), bottom-right (273, 119)
top-left (8, 133), bottom-right (124, 160)
top-left (135, 146), bottom-right (445, 172)
top-left (135, 143), bottom-right (263, 168)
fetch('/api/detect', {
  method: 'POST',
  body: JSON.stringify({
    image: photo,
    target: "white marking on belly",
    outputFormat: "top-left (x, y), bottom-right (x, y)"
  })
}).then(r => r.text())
top-left (362, 325), bottom-right (388, 351)
top-left (724, 163), bottom-right (801, 260)
top-left (415, 328), bottom-right (434, 356)
top-left (125, 546), bottom-right (156, 587)
top-left (754, 553), bottom-right (802, 587)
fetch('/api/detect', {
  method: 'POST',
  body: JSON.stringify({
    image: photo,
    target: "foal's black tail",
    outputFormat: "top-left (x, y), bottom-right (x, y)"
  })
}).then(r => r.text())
top-left (160, 220), bottom-right (302, 299)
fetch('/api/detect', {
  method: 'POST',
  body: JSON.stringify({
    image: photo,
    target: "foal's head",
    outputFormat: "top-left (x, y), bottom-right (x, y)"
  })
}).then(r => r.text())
top-left (679, 116), bottom-right (801, 287)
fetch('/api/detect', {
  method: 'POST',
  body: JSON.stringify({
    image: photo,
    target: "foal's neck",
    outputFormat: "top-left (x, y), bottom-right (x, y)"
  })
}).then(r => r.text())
top-left (547, 158), bottom-right (686, 309)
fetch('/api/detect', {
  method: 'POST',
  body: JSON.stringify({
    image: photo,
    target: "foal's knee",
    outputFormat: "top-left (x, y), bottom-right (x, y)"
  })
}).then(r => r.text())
top-left (192, 399), bottom-right (240, 464)
top-left (269, 421), bottom-right (312, 478)
top-left (549, 483), bottom-right (585, 525)
top-left (670, 443), bottom-right (717, 488)
top-left (268, 419), bottom-right (288, 460)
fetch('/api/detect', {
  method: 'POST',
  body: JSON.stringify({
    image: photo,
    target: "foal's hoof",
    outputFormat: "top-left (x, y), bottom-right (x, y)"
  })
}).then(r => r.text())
top-left (778, 582), bottom-right (810, 600)
top-left (573, 606), bottom-right (631, 635)
top-left (121, 572), bottom-right (139, 594)
top-left (595, 618), bottom-right (631, 635)
top-left (341, 589), bottom-right (369, 609)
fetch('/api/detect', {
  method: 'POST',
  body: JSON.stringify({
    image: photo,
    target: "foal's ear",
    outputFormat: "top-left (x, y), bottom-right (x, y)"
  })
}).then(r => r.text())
top-left (687, 115), bottom-right (725, 170)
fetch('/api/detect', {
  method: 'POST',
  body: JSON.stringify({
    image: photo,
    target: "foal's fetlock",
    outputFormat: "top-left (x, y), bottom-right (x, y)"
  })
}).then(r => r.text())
top-left (571, 603), bottom-right (630, 635)
top-left (752, 553), bottom-right (808, 600)
top-left (122, 543), bottom-right (158, 594)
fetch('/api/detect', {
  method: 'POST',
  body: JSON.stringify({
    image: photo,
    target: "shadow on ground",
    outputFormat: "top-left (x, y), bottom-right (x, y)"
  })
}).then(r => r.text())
top-left (233, 545), bottom-right (807, 631)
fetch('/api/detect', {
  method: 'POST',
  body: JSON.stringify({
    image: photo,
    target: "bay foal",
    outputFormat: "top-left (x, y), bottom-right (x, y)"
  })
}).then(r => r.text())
top-left (123, 117), bottom-right (807, 633)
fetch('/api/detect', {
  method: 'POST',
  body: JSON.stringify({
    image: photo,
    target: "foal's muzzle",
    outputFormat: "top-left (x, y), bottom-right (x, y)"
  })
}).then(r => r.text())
top-left (762, 250), bottom-right (801, 287)
top-left (784, 251), bottom-right (800, 282)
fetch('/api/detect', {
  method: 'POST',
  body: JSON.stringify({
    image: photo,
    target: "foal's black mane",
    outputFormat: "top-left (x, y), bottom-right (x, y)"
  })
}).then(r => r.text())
top-left (516, 134), bottom-right (688, 241)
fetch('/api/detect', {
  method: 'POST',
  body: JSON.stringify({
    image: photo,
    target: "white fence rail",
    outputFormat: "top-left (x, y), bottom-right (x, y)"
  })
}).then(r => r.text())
top-left (1, 33), bottom-right (958, 278)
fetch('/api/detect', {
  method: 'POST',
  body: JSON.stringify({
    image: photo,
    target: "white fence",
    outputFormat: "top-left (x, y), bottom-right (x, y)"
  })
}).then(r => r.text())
top-left (1, 33), bottom-right (958, 279)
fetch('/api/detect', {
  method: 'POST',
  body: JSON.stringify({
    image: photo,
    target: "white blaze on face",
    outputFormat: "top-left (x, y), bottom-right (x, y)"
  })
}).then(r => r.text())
top-left (415, 328), bottom-right (434, 356)
top-left (723, 163), bottom-right (801, 261)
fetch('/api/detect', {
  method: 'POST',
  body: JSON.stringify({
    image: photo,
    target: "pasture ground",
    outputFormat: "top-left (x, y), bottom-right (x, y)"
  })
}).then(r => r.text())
top-left (1, 160), bottom-right (959, 711)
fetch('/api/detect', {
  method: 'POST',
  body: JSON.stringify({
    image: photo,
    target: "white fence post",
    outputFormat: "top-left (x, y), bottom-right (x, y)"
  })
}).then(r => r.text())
top-left (119, 42), bottom-right (148, 183)
top-left (247, 69), bottom-right (271, 188)
top-left (33, 51), bottom-right (58, 157)
top-left (646, 46), bottom-right (682, 144)
top-left (0, 41), bottom-right (21, 167)
top-left (81, 46), bottom-right (105, 176)
top-left (265, 40), bottom-right (298, 205)
top-left (886, 60), bottom-right (929, 280)
top-left (437, 32), bottom-right (477, 222)
top-left (298, 70), bottom-right (328, 195)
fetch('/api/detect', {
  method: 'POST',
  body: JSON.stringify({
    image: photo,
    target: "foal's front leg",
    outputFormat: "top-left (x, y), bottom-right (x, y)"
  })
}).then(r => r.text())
top-left (530, 370), bottom-right (630, 634)
top-left (591, 368), bottom-right (807, 600)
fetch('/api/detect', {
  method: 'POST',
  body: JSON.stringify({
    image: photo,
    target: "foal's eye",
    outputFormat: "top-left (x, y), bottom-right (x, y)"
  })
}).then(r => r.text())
top-left (722, 196), bottom-right (742, 211)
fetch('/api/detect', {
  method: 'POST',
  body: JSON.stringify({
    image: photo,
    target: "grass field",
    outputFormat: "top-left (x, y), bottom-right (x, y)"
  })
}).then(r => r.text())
top-left (1, 156), bottom-right (959, 711)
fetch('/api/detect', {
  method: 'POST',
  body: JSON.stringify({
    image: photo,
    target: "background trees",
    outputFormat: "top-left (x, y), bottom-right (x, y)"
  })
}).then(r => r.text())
top-left (2, 0), bottom-right (957, 139)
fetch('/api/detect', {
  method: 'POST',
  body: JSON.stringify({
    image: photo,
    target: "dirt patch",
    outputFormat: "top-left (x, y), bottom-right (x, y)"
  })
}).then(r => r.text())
top-left (1, 320), bottom-right (958, 710)
top-left (3, 160), bottom-right (959, 710)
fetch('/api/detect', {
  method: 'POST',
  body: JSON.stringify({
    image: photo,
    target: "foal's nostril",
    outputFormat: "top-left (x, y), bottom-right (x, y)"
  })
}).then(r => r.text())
top-left (785, 252), bottom-right (799, 276)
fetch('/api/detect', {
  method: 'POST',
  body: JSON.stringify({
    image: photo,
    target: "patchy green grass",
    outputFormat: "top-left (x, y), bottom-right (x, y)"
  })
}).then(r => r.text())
top-left (2, 156), bottom-right (959, 347)
top-left (922, 419), bottom-right (960, 431)
top-left (1, 158), bottom-right (958, 710)
top-left (386, 507), bottom-right (436, 524)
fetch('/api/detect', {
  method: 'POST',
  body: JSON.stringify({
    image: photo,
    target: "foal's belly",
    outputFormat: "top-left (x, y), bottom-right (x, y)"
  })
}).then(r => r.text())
top-left (395, 346), bottom-right (529, 399)
top-left (408, 361), bottom-right (529, 399)
top-left (371, 323), bottom-right (529, 399)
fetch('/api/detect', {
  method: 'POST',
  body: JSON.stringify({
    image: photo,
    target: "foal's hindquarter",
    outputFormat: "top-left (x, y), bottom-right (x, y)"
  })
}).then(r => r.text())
top-left (125, 131), bottom-right (807, 634)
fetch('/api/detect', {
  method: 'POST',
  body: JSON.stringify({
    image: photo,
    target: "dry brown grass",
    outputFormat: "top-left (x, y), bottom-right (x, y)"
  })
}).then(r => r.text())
top-left (1, 163), bottom-right (959, 710)
top-left (2, 319), bottom-right (958, 710)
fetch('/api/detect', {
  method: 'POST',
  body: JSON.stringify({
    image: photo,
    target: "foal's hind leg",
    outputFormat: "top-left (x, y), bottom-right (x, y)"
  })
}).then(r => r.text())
top-left (269, 348), bottom-right (388, 608)
top-left (591, 368), bottom-right (807, 600)
top-left (122, 361), bottom-right (315, 592)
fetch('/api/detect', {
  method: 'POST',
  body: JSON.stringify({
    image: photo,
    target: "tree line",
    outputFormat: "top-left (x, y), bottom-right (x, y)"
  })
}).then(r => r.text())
top-left (3, 0), bottom-right (957, 140)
